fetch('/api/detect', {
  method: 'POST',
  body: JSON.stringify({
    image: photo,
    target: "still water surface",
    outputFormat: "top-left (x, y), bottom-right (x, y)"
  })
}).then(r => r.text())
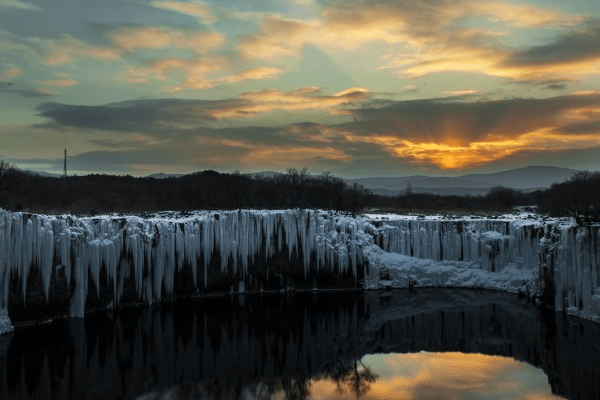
top-left (1, 289), bottom-right (599, 400)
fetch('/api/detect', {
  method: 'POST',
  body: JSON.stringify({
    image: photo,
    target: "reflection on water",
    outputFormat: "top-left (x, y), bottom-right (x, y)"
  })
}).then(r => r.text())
top-left (1, 290), bottom-right (598, 400)
top-left (339, 352), bottom-right (559, 400)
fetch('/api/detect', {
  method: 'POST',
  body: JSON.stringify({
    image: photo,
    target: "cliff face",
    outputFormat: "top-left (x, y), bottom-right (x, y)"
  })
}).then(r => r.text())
top-left (1, 210), bottom-right (599, 333)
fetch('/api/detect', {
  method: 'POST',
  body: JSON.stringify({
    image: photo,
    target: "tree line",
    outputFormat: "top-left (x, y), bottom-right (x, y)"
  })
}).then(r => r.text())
top-left (1, 160), bottom-right (599, 224)
top-left (0, 164), bottom-right (369, 216)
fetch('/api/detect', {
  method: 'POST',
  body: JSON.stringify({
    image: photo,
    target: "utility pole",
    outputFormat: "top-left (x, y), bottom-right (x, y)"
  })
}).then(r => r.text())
top-left (63, 149), bottom-right (67, 177)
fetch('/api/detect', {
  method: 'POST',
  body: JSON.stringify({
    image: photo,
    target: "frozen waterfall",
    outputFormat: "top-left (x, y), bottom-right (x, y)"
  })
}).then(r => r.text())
top-left (1, 209), bottom-right (599, 332)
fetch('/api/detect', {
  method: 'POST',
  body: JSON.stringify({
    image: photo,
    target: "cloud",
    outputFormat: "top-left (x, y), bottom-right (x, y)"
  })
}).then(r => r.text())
top-left (40, 79), bottom-right (78, 87)
top-left (0, 0), bottom-right (40, 11)
top-left (207, 86), bottom-right (370, 119)
top-left (110, 26), bottom-right (224, 54)
top-left (470, 1), bottom-right (583, 28)
top-left (40, 36), bottom-right (121, 66)
top-left (217, 67), bottom-right (284, 84)
top-left (501, 21), bottom-right (600, 74)
top-left (128, 56), bottom-right (228, 92)
top-left (236, 0), bottom-right (595, 83)
top-left (122, 61), bottom-right (281, 92)
top-left (0, 31), bottom-right (36, 56)
top-left (0, 67), bottom-right (21, 80)
top-left (444, 89), bottom-right (481, 96)
top-left (33, 91), bottom-right (600, 171)
top-left (35, 86), bottom-right (370, 131)
top-left (35, 99), bottom-right (189, 131)
top-left (338, 93), bottom-right (600, 169)
top-left (150, 1), bottom-right (216, 25)
top-left (0, 83), bottom-right (53, 97)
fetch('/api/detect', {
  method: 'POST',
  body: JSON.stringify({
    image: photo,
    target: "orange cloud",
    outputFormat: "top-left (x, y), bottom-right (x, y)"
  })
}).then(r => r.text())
top-left (123, 56), bottom-right (228, 92)
top-left (217, 67), bottom-right (284, 83)
top-left (471, 1), bottom-right (583, 27)
top-left (41, 36), bottom-right (121, 66)
top-left (150, 1), bottom-right (216, 25)
top-left (345, 125), bottom-right (600, 170)
top-left (205, 86), bottom-right (370, 119)
top-left (40, 79), bottom-right (78, 87)
top-left (444, 89), bottom-right (481, 96)
top-left (0, 67), bottom-right (21, 80)
top-left (110, 27), bottom-right (224, 53)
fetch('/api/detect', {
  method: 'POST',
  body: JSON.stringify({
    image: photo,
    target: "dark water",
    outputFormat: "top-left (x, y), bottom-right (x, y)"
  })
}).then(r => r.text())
top-left (1, 289), bottom-right (599, 400)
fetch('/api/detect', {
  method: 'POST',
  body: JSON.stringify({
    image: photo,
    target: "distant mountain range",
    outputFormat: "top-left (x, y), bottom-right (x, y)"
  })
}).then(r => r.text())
top-left (32, 166), bottom-right (580, 197)
top-left (345, 166), bottom-right (579, 196)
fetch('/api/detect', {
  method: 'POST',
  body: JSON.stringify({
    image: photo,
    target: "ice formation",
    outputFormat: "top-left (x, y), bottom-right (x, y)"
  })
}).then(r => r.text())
top-left (0, 210), bottom-right (371, 320)
top-left (1, 209), bottom-right (599, 331)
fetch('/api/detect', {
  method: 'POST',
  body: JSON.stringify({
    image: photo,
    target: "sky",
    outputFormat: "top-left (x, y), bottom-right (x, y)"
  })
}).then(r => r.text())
top-left (0, 0), bottom-right (599, 178)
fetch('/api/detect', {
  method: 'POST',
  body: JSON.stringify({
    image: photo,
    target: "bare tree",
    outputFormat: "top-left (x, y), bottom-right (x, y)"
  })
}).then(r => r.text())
top-left (0, 160), bottom-right (21, 207)
top-left (278, 167), bottom-right (309, 208)
top-left (224, 169), bottom-right (251, 209)
top-left (320, 171), bottom-right (346, 212)
top-left (566, 171), bottom-right (600, 225)
top-left (349, 182), bottom-right (369, 217)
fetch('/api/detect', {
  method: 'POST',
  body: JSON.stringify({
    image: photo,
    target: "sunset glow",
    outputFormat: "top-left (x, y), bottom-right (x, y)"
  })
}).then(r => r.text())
top-left (0, 0), bottom-right (599, 176)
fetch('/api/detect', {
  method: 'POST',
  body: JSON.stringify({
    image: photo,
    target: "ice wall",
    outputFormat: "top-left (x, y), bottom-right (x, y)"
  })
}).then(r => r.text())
top-left (0, 210), bottom-right (372, 320)
top-left (539, 224), bottom-right (600, 321)
top-left (370, 218), bottom-right (549, 272)
top-left (1, 209), bottom-right (600, 329)
top-left (369, 216), bottom-right (600, 322)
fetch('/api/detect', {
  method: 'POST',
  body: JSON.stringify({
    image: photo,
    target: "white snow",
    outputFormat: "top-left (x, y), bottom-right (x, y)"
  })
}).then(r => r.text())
top-left (1, 208), bottom-right (600, 331)
top-left (0, 308), bottom-right (12, 335)
top-left (363, 244), bottom-right (537, 296)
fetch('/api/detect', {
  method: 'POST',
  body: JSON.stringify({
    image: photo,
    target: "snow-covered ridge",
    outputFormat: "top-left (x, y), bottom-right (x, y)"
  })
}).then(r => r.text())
top-left (1, 209), bottom-right (599, 334)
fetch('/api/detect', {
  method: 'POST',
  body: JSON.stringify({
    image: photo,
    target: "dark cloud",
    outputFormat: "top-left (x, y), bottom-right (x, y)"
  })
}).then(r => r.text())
top-left (34, 86), bottom-right (368, 133)
top-left (0, 82), bottom-right (53, 98)
top-left (561, 121), bottom-right (600, 135)
top-left (35, 99), bottom-right (232, 132)
top-left (345, 94), bottom-right (600, 143)
top-left (546, 83), bottom-right (567, 90)
top-left (503, 20), bottom-right (600, 67)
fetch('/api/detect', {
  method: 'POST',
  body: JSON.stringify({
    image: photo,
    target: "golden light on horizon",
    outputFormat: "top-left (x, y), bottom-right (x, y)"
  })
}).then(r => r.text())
top-left (345, 123), bottom-right (600, 170)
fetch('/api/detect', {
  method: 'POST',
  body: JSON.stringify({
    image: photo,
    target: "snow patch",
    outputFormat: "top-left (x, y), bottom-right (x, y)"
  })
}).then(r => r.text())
top-left (363, 244), bottom-right (537, 296)
top-left (0, 308), bottom-right (13, 335)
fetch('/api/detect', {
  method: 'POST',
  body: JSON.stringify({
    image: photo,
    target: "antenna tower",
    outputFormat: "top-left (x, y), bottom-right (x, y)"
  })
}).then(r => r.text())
top-left (63, 149), bottom-right (67, 177)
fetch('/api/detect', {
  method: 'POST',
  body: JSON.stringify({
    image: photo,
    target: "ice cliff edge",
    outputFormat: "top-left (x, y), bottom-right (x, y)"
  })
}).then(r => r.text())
top-left (1, 209), bottom-right (599, 332)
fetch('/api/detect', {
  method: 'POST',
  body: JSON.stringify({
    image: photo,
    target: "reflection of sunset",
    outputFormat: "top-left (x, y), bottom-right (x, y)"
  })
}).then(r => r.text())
top-left (307, 352), bottom-right (560, 400)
